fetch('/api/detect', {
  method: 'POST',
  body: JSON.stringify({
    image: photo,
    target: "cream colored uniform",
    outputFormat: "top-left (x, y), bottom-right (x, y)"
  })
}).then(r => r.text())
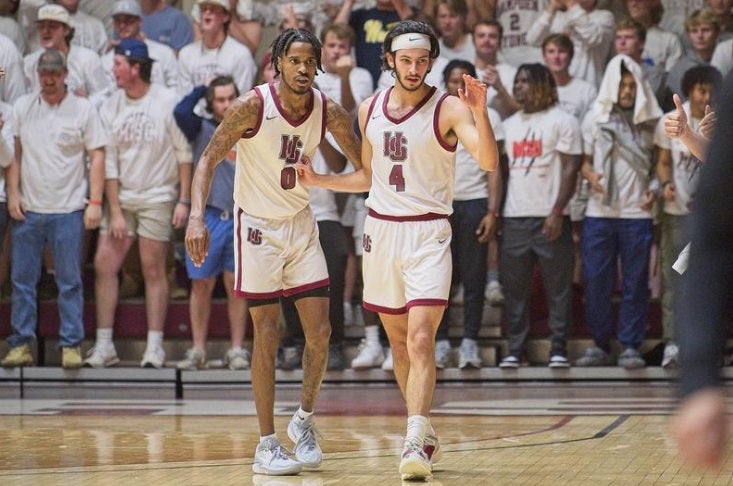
top-left (232, 83), bottom-right (329, 299)
top-left (362, 86), bottom-right (456, 313)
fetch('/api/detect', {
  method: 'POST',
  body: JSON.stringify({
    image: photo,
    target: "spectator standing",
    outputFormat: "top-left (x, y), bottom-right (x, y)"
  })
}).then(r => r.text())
top-left (53, 0), bottom-right (108, 55)
top-left (84, 39), bottom-right (192, 369)
top-left (576, 54), bottom-right (663, 369)
top-left (494, 0), bottom-right (549, 66)
top-left (24, 4), bottom-right (110, 108)
top-left (472, 19), bottom-right (517, 119)
top-left (497, 63), bottom-right (581, 369)
top-left (1, 49), bottom-right (106, 369)
top-left (625, 0), bottom-right (683, 72)
top-left (434, 0), bottom-right (476, 62)
top-left (0, 33), bottom-right (26, 103)
top-left (525, 0), bottom-right (615, 88)
top-left (654, 66), bottom-right (722, 368)
top-left (173, 76), bottom-right (251, 371)
top-left (103, 0), bottom-right (179, 91)
top-left (177, 0), bottom-right (256, 97)
top-left (434, 59), bottom-right (504, 370)
top-left (141, 0), bottom-right (194, 53)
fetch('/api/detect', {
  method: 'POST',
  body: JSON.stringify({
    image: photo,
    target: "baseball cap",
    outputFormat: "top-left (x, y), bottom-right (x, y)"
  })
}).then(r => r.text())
top-left (37, 49), bottom-right (67, 72)
top-left (37, 4), bottom-right (71, 26)
top-left (197, 0), bottom-right (230, 12)
top-left (112, 0), bottom-right (142, 18)
top-left (115, 38), bottom-right (154, 62)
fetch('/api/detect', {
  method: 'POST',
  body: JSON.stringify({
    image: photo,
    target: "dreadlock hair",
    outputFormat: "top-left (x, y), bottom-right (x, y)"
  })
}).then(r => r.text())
top-left (442, 59), bottom-right (477, 85)
top-left (269, 28), bottom-right (323, 78)
top-left (381, 20), bottom-right (440, 72)
top-left (516, 63), bottom-right (558, 113)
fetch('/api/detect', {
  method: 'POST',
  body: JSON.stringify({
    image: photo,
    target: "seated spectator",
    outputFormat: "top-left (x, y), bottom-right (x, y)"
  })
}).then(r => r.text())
top-left (141, 0), bottom-right (194, 53)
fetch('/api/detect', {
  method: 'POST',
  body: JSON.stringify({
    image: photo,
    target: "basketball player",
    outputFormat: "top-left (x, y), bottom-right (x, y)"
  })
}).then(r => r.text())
top-left (185, 29), bottom-right (362, 476)
top-left (296, 20), bottom-right (499, 480)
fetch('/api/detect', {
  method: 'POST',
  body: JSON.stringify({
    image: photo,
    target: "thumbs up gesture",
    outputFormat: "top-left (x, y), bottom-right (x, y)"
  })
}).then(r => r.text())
top-left (698, 104), bottom-right (717, 141)
top-left (664, 93), bottom-right (689, 139)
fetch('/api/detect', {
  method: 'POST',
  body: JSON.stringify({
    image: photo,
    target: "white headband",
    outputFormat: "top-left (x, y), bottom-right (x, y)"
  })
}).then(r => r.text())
top-left (390, 33), bottom-right (431, 52)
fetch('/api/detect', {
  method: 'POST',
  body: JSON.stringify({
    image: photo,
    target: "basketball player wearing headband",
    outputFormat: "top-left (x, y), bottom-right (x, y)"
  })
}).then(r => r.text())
top-left (296, 20), bottom-right (499, 480)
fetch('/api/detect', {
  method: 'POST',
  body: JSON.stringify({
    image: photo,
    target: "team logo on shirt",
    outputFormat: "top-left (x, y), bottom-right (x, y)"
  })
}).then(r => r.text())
top-left (247, 227), bottom-right (262, 245)
top-left (512, 135), bottom-right (543, 175)
top-left (383, 131), bottom-right (408, 162)
top-left (279, 134), bottom-right (303, 164)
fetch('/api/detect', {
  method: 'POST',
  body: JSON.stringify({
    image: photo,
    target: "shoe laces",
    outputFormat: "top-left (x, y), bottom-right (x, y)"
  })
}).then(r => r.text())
top-left (294, 419), bottom-right (323, 450)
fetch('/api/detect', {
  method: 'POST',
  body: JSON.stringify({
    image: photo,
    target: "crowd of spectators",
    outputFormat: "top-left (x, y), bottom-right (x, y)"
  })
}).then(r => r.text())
top-left (0, 0), bottom-right (725, 370)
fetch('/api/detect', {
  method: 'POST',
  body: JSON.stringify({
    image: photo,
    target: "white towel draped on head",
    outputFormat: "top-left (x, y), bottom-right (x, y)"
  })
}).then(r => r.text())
top-left (590, 54), bottom-right (662, 124)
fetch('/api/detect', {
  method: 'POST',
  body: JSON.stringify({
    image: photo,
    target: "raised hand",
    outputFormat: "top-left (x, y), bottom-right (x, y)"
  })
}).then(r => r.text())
top-left (458, 74), bottom-right (487, 112)
top-left (699, 104), bottom-right (716, 141)
top-left (664, 94), bottom-right (689, 139)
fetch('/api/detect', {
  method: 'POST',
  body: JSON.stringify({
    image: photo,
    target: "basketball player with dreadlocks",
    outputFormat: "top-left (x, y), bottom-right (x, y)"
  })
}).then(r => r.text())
top-left (185, 28), bottom-right (362, 476)
top-left (297, 21), bottom-right (499, 480)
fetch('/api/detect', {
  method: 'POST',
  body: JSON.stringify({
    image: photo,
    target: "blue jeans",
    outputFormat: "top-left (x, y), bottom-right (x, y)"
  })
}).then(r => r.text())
top-left (9, 211), bottom-right (85, 348)
top-left (581, 217), bottom-right (653, 350)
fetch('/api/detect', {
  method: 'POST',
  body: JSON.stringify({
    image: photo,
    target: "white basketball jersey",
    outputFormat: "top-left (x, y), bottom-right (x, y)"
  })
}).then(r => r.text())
top-left (234, 83), bottom-right (326, 219)
top-left (364, 87), bottom-right (456, 217)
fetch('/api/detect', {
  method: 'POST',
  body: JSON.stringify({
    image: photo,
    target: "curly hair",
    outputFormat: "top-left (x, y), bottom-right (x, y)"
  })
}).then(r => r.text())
top-left (269, 28), bottom-right (323, 77)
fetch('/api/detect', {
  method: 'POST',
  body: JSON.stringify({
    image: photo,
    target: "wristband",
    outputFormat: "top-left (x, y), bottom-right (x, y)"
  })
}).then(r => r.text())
top-left (178, 197), bottom-right (191, 205)
top-left (487, 209), bottom-right (499, 217)
top-left (88, 199), bottom-right (102, 206)
top-left (551, 206), bottom-right (564, 216)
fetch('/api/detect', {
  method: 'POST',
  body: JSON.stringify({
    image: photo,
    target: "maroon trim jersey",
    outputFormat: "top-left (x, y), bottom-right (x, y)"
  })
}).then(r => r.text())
top-left (233, 82), bottom-right (327, 219)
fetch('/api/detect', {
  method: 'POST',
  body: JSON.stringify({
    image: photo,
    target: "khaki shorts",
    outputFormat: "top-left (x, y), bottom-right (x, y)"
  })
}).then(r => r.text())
top-left (100, 201), bottom-right (175, 242)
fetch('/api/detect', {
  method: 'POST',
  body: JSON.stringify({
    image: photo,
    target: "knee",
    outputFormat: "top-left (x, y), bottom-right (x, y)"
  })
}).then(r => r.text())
top-left (407, 331), bottom-right (434, 360)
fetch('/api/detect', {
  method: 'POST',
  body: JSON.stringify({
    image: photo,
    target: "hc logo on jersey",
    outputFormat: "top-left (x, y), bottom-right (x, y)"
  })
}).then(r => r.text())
top-left (362, 234), bottom-right (372, 253)
top-left (247, 227), bottom-right (262, 245)
top-left (279, 135), bottom-right (303, 164)
top-left (383, 131), bottom-right (408, 162)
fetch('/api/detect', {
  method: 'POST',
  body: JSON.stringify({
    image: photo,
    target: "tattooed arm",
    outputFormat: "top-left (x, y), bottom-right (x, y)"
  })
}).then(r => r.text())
top-left (296, 96), bottom-right (371, 192)
top-left (185, 91), bottom-right (261, 266)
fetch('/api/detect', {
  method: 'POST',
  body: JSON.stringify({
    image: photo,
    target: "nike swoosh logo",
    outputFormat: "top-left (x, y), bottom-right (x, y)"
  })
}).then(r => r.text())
top-left (438, 238), bottom-right (448, 244)
top-left (266, 114), bottom-right (278, 120)
top-left (408, 37), bottom-right (421, 41)
top-left (371, 114), bottom-right (381, 120)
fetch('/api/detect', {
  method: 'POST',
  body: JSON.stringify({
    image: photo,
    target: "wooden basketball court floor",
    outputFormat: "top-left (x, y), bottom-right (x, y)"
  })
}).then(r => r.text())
top-left (1, 376), bottom-right (732, 486)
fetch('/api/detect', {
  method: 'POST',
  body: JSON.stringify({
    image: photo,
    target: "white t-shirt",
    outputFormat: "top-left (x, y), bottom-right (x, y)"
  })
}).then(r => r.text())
top-left (177, 35), bottom-right (257, 97)
top-left (24, 46), bottom-right (111, 109)
top-left (525, 4), bottom-right (615, 87)
top-left (653, 101), bottom-right (701, 216)
top-left (0, 17), bottom-right (26, 55)
top-left (315, 66), bottom-right (374, 113)
top-left (495, 0), bottom-right (549, 67)
top-left (12, 92), bottom-right (107, 213)
top-left (0, 101), bottom-right (14, 203)
top-left (439, 34), bottom-right (476, 62)
top-left (102, 39), bottom-right (179, 91)
top-left (0, 34), bottom-right (27, 104)
top-left (642, 25), bottom-right (683, 72)
top-left (711, 38), bottom-right (733, 78)
top-left (454, 107), bottom-right (504, 201)
top-left (101, 84), bottom-right (192, 206)
top-left (556, 77), bottom-right (598, 121)
top-left (503, 105), bottom-right (582, 217)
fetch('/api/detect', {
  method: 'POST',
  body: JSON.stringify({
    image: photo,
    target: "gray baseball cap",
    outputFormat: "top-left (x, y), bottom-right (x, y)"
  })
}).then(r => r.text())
top-left (37, 49), bottom-right (67, 72)
top-left (112, 0), bottom-right (142, 18)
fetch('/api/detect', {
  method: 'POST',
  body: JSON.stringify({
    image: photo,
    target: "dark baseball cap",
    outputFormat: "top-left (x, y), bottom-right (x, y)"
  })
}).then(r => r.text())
top-left (37, 49), bottom-right (67, 72)
top-left (114, 38), bottom-right (154, 63)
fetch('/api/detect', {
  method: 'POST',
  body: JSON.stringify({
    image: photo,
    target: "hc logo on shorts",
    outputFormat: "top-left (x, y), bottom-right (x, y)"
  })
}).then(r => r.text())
top-left (247, 227), bottom-right (262, 245)
top-left (279, 134), bottom-right (303, 164)
top-left (362, 234), bottom-right (372, 253)
top-left (383, 131), bottom-right (407, 162)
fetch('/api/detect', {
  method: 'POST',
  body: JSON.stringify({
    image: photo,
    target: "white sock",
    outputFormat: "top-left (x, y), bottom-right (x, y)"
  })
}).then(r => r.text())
top-left (96, 328), bottom-right (113, 348)
top-left (405, 415), bottom-right (429, 445)
top-left (296, 407), bottom-right (313, 421)
top-left (365, 325), bottom-right (380, 347)
top-left (146, 330), bottom-right (163, 350)
top-left (260, 433), bottom-right (278, 444)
